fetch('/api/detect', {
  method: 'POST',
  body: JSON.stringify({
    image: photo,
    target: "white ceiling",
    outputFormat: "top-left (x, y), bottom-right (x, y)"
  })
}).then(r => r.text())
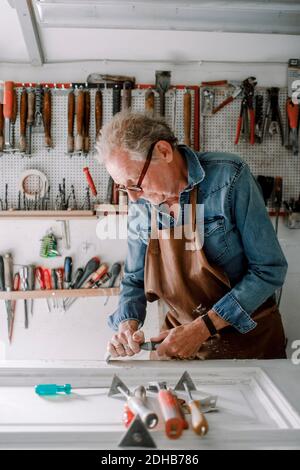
top-left (1, 1), bottom-right (300, 66)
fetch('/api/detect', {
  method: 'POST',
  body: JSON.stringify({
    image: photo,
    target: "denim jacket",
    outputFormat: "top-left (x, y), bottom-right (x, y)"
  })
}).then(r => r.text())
top-left (108, 145), bottom-right (288, 334)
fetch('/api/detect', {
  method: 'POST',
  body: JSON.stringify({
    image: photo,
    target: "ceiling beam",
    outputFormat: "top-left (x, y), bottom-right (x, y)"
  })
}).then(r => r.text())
top-left (12, 0), bottom-right (44, 66)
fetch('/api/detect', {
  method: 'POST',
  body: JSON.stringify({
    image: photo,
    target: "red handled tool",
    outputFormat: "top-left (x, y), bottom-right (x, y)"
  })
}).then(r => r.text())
top-left (3, 81), bottom-right (14, 150)
top-left (148, 382), bottom-right (183, 439)
top-left (9, 273), bottom-right (20, 343)
top-left (83, 167), bottom-right (97, 196)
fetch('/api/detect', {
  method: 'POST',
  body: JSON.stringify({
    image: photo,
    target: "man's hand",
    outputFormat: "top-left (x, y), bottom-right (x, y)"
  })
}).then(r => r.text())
top-left (151, 317), bottom-right (211, 359)
top-left (107, 320), bottom-right (145, 358)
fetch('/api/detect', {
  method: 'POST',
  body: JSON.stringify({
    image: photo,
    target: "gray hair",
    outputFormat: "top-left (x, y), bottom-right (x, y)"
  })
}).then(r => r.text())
top-left (95, 110), bottom-right (177, 163)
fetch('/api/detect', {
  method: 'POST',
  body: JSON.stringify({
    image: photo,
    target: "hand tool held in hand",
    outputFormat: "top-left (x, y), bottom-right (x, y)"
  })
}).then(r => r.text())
top-left (105, 340), bottom-right (163, 363)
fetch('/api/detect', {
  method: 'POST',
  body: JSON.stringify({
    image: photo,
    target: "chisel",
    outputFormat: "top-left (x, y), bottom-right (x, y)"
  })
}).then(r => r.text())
top-left (20, 266), bottom-right (29, 329)
top-left (19, 87), bottom-right (28, 153)
top-left (67, 88), bottom-right (75, 154)
top-left (95, 88), bottom-right (102, 141)
top-left (145, 88), bottom-right (155, 116)
top-left (3, 81), bottom-right (14, 151)
top-left (104, 262), bottom-right (121, 306)
top-left (105, 340), bottom-right (163, 363)
top-left (0, 101), bottom-right (4, 152)
top-left (64, 261), bottom-right (106, 310)
top-left (75, 88), bottom-right (84, 152)
top-left (11, 87), bottom-right (18, 150)
top-left (27, 265), bottom-right (35, 316)
top-left (3, 253), bottom-right (13, 334)
top-left (122, 81), bottom-right (132, 110)
top-left (64, 258), bottom-right (100, 310)
top-left (83, 90), bottom-right (90, 154)
top-left (27, 87), bottom-right (35, 156)
top-left (9, 272), bottom-right (20, 343)
top-left (43, 87), bottom-right (52, 149)
top-left (183, 89), bottom-right (192, 147)
top-left (51, 269), bottom-right (58, 310)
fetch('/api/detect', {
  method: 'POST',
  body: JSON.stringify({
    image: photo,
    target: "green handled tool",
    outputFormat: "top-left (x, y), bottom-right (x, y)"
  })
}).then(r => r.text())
top-left (35, 383), bottom-right (103, 396)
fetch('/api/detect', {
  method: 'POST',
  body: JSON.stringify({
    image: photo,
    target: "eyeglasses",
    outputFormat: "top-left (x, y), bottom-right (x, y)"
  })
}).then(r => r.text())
top-left (118, 141), bottom-right (157, 194)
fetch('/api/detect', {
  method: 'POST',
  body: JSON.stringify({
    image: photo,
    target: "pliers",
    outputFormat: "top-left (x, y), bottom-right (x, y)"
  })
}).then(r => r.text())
top-left (263, 87), bottom-right (284, 145)
top-left (235, 77), bottom-right (257, 145)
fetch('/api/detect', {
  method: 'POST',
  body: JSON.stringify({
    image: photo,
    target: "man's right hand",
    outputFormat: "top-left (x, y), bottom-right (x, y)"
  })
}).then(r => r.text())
top-left (107, 320), bottom-right (145, 358)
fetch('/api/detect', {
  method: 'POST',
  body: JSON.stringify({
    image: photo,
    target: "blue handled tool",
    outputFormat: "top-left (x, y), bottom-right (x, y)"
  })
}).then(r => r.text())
top-left (35, 383), bottom-right (102, 396)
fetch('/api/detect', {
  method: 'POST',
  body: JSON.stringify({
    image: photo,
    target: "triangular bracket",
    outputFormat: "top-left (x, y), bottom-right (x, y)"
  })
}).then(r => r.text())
top-left (118, 415), bottom-right (157, 448)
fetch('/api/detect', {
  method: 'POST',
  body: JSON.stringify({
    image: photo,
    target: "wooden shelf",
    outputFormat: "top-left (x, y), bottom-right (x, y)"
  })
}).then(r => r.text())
top-left (0, 210), bottom-right (96, 220)
top-left (0, 288), bottom-right (120, 301)
top-left (95, 204), bottom-right (128, 216)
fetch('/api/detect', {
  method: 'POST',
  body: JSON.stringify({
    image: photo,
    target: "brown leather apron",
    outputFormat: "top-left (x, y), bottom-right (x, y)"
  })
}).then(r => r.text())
top-left (144, 187), bottom-right (287, 360)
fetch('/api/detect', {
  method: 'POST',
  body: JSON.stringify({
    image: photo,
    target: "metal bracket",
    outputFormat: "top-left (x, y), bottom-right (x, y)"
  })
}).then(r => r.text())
top-left (174, 371), bottom-right (197, 392)
top-left (118, 415), bottom-right (156, 448)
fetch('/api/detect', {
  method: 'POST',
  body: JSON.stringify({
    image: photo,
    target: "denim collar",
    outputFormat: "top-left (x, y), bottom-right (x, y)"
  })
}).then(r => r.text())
top-left (177, 144), bottom-right (205, 192)
top-left (153, 145), bottom-right (205, 218)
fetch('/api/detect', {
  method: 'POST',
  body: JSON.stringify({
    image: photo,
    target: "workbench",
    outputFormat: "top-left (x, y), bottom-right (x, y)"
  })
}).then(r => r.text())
top-left (0, 359), bottom-right (299, 450)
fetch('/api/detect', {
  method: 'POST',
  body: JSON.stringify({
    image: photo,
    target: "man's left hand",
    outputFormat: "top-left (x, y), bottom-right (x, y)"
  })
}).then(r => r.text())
top-left (151, 317), bottom-right (211, 359)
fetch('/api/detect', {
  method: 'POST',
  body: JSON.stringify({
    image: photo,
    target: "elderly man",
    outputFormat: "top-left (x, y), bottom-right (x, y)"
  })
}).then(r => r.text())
top-left (96, 111), bottom-right (287, 360)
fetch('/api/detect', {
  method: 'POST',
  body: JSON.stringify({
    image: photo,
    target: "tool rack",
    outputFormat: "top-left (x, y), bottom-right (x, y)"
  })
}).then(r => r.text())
top-left (0, 82), bottom-right (199, 302)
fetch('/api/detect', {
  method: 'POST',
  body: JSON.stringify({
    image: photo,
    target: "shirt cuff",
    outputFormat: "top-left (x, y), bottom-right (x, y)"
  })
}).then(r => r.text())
top-left (108, 301), bottom-right (146, 331)
top-left (212, 292), bottom-right (257, 334)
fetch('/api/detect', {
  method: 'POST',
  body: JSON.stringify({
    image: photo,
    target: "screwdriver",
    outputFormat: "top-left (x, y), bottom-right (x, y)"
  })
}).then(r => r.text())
top-left (36, 267), bottom-right (51, 313)
top-left (56, 268), bottom-right (64, 311)
top-left (63, 258), bottom-right (100, 309)
top-left (51, 269), bottom-right (58, 310)
top-left (35, 383), bottom-right (105, 396)
top-left (3, 253), bottom-right (13, 335)
top-left (104, 262), bottom-right (122, 306)
top-left (9, 272), bottom-right (20, 343)
top-left (20, 266), bottom-right (29, 329)
top-left (63, 266), bottom-right (83, 306)
top-left (0, 255), bottom-right (9, 336)
top-left (43, 268), bottom-right (53, 312)
top-left (64, 263), bottom-right (108, 310)
top-left (28, 265), bottom-right (35, 316)
top-left (64, 257), bottom-right (72, 289)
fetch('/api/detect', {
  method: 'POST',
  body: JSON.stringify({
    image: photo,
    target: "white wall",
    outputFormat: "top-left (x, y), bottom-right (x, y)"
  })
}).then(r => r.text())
top-left (0, 25), bottom-right (299, 360)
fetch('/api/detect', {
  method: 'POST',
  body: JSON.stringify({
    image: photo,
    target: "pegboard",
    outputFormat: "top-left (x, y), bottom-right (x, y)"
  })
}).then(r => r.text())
top-left (200, 86), bottom-right (300, 208)
top-left (0, 86), bottom-right (196, 211)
